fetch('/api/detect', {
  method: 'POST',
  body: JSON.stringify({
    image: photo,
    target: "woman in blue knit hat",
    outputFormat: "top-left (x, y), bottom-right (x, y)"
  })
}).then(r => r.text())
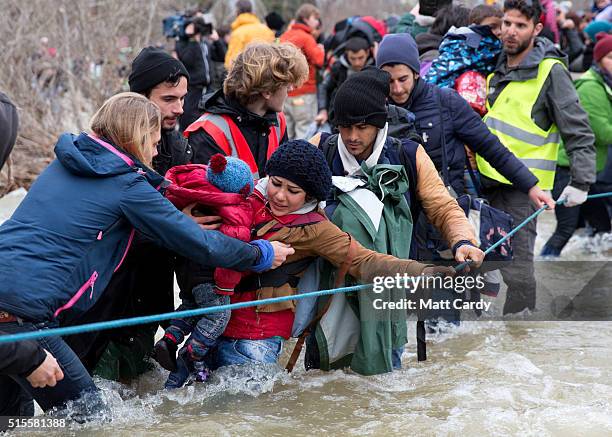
top-left (192, 139), bottom-right (455, 375)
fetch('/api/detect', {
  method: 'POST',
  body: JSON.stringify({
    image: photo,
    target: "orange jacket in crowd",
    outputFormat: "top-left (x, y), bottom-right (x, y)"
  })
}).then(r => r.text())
top-left (280, 22), bottom-right (325, 96)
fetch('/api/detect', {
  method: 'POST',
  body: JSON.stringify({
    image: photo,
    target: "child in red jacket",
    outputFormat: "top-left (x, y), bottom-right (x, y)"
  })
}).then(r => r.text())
top-left (154, 154), bottom-right (254, 388)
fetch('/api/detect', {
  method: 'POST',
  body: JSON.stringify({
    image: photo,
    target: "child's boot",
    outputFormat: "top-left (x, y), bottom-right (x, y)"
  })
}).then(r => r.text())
top-left (154, 333), bottom-right (179, 372)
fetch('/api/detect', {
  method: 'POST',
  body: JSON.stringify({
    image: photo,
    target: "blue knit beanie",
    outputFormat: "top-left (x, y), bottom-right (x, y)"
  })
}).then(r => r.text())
top-left (376, 33), bottom-right (420, 73)
top-left (265, 140), bottom-right (332, 201)
top-left (585, 20), bottom-right (612, 43)
top-left (207, 154), bottom-right (254, 195)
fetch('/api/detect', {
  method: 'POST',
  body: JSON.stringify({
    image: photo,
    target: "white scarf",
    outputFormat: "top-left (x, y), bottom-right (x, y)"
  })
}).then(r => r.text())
top-left (337, 123), bottom-right (389, 177)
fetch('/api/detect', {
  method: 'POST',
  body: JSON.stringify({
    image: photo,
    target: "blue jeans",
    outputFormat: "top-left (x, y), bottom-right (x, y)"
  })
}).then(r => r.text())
top-left (168, 283), bottom-right (230, 351)
top-left (391, 347), bottom-right (403, 370)
top-left (1, 320), bottom-right (105, 417)
top-left (165, 336), bottom-right (283, 389)
top-left (206, 337), bottom-right (284, 370)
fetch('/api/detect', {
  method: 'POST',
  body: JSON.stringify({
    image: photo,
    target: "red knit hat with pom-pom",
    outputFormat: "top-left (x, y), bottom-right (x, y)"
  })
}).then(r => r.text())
top-left (594, 32), bottom-right (612, 63)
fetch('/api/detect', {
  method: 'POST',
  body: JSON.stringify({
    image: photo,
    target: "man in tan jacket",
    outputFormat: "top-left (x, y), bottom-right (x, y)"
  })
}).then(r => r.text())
top-left (312, 67), bottom-right (483, 267)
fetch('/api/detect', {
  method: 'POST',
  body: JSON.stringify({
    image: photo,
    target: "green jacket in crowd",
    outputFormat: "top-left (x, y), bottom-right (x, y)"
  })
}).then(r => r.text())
top-left (558, 67), bottom-right (612, 173)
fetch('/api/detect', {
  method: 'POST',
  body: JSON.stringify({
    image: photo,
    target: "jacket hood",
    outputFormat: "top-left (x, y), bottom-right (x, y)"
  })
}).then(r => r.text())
top-left (231, 13), bottom-right (260, 30)
top-left (55, 132), bottom-right (140, 177)
top-left (202, 89), bottom-right (279, 130)
top-left (499, 37), bottom-right (568, 73)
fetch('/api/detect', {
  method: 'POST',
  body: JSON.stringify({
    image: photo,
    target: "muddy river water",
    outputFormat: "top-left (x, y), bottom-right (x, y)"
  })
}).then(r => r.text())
top-left (1, 190), bottom-right (611, 436)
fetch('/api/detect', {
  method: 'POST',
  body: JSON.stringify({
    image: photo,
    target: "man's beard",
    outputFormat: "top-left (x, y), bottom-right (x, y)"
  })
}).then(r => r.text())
top-left (503, 36), bottom-right (533, 56)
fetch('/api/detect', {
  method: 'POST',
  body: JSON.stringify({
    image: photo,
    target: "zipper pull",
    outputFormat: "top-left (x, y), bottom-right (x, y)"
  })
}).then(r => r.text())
top-left (89, 272), bottom-right (99, 299)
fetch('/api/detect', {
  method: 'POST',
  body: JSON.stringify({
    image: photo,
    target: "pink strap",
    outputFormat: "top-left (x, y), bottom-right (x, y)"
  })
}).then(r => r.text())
top-left (88, 133), bottom-right (135, 167)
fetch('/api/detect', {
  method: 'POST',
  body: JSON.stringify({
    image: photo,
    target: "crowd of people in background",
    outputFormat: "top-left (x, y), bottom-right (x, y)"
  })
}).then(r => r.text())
top-left (0, 0), bottom-right (611, 424)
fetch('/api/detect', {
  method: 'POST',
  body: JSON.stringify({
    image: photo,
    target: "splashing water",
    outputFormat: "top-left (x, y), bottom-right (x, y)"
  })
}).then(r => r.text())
top-left (1, 192), bottom-right (612, 436)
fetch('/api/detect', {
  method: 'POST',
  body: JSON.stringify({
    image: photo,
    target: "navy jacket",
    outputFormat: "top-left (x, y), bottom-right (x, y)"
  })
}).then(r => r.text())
top-left (397, 78), bottom-right (538, 195)
top-left (0, 133), bottom-right (262, 322)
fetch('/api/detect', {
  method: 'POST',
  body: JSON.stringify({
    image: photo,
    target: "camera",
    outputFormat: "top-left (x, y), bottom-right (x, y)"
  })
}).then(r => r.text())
top-left (163, 14), bottom-right (212, 40)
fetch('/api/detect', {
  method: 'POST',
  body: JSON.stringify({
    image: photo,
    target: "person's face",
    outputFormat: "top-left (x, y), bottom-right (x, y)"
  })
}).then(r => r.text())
top-left (381, 64), bottom-right (418, 106)
top-left (142, 128), bottom-right (161, 165)
top-left (304, 14), bottom-right (320, 31)
top-left (600, 51), bottom-right (612, 76)
top-left (147, 76), bottom-right (188, 130)
top-left (338, 123), bottom-right (379, 161)
top-left (596, 0), bottom-right (610, 9)
top-left (263, 84), bottom-right (293, 113)
top-left (480, 16), bottom-right (503, 39)
top-left (501, 10), bottom-right (542, 56)
top-left (267, 175), bottom-right (307, 216)
top-left (346, 49), bottom-right (369, 71)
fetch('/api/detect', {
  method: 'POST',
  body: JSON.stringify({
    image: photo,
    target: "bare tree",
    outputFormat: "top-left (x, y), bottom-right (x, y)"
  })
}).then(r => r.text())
top-left (0, 0), bottom-right (413, 192)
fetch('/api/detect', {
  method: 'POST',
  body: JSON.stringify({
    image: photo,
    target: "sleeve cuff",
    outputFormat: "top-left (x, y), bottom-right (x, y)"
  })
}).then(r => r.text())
top-left (452, 240), bottom-right (476, 255)
top-left (249, 240), bottom-right (274, 273)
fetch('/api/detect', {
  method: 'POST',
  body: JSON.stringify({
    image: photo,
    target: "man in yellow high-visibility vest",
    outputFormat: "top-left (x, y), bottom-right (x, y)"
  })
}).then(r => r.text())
top-left (477, 0), bottom-right (596, 314)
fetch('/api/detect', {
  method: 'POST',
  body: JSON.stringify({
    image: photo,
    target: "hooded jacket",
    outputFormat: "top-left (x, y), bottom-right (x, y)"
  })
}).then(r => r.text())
top-left (225, 13), bottom-right (275, 69)
top-left (558, 67), bottom-right (612, 173)
top-left (0, 133), bottom-right (263, 322)
top-left (280, 23), bottom-right (325, 96)
top-left (317, 54), bottom-right (374, 111)
top-left (487, 37), bottom-right (596, 190)
top-left (186, 89), bottom-right (287, 173)
top-left (165, 164), bottom-right (254, 294)
top-left (396, 78), bottom-right (538, 195)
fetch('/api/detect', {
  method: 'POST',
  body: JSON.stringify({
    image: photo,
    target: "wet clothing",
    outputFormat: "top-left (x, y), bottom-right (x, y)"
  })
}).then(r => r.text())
top-left (542, 167), bottom-right (612, 256)
top-left (1, 319), bottom-right (103, 415)
top-left (224, 13), bottom-right (275, 69)
top-left (0, 331), bottom-right (46, 377)
top-left (0, 92), bottom-right (18, 171)
top-left (186, 89), bottom-right (287, 173)
top-left (394, 78), bottom-right (538, 195)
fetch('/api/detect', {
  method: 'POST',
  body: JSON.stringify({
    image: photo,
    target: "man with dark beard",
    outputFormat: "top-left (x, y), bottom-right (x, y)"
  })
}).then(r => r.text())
top-left (476, 0), bottom-right (595, 314)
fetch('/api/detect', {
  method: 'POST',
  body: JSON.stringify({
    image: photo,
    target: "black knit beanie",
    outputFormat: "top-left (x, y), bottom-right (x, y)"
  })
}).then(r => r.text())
top-left (331, 66), bottom-right (390, 128)
top-left (265, 140), bottom-right (332, 201)
top-left (128, 46), bottom-right (190, 94)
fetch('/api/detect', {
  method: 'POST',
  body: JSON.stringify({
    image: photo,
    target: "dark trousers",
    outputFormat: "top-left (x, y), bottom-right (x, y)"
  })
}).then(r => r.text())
top-left (544, 166), bottom-right (612, 253)
top-left (485, 185), bottom-right (538, 314)
top-left (0, 321), bottom-right (104, 416)
top-left (0, 377), bottom-right (34, 416)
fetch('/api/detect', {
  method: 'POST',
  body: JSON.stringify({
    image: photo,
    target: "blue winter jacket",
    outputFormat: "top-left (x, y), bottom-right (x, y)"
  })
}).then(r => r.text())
top-left (0, 133), bottom-right (265, 322)
top-left (397, 78), bottom-right (538, 195)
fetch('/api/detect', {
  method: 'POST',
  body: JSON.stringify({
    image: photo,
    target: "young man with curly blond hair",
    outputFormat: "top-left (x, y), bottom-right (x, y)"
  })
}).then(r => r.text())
top-left (185, 42), bottom-right (308, 178)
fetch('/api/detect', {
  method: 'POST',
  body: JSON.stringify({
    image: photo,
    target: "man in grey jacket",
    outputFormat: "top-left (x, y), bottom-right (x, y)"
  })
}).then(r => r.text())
top-left (479, 0), bottom-right (595, 314)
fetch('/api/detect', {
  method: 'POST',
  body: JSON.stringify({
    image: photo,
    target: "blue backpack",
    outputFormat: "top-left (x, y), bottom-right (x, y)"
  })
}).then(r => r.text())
top-left (424, 25), bottom-right (501, 89)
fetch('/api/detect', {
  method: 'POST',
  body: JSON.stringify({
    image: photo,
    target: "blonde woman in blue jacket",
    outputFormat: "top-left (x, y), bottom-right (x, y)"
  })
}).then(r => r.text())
top-left (0, 92), bottom-right (292, 418)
